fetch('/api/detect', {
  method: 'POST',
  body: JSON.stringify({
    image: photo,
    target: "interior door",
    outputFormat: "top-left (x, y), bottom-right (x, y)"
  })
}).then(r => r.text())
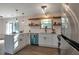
top-left (30, 33), bottom-right (38, 46)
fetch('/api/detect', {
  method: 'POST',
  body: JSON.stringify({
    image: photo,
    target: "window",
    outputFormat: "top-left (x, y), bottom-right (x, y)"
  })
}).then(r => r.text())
top-left (61, 17), bottom-right (68, 28)
top-left (6, 21), bottom-right (19, 34)
top-left (41, 19), bottom-right (52, 28)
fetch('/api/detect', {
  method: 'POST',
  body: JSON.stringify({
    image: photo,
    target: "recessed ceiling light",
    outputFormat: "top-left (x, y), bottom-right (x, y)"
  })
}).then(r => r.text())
top-left (16, 9), bottom-right (18, 11)
top-left (22, 13), bottom-right (24, 15)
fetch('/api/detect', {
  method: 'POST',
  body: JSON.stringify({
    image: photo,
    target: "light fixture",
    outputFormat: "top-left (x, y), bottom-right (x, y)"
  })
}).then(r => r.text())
top-left (15, 9), bottom-right (19, 22)
top-left (41, 5), bottom-right (47, 16)
top-left (16, 9), bottom-right (18, 11)
top-left (22, 13), bottom-right (25, 23)
top-left (22, 13), bottom-right (24, 15)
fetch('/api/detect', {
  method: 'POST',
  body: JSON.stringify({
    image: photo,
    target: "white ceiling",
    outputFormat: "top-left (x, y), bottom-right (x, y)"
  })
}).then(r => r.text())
top-left (0, 3), bottom-right (62, 18)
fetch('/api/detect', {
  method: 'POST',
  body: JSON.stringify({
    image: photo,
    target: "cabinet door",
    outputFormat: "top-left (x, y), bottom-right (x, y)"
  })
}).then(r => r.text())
top-left (45, 35), bottom-right (51, 47)
top-left (14, 34), bottom-right (21, 53)
top-left (43, 34), bottom-right (53, 47)
top-left (49, 34), bottom-right (58, 48)
top-left (19, 34), bottom-right (27, 48)
top-left (39, 34), bottom-right (58, 48)
top-left (14, 34), bottom-right (26, 52)
top-left (39, 34), bottom-right (47, 46)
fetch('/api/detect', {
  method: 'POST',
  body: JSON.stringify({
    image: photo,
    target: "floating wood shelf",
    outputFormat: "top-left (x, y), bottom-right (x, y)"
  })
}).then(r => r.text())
top-left (29, 24), bottom-right (40, 26)
top-left (28, 16), bottom-right (61, 20)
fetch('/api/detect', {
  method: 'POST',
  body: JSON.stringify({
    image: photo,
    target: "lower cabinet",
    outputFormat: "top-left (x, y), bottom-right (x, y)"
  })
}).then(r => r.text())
top-left (39, 33), bottom-right (58, 48)
top-left (5, 33), bottom-right (58, 54)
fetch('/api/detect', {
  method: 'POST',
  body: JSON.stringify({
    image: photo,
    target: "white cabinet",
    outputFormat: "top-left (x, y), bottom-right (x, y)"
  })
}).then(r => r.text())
top-left (39, 34), bottom-right (46, 46)
top-left (5, 35), bottom-right (14, 54)
top-left (39, 33), bottom-right (58, 48)
top-left (4, 33), bottom-right (58, 54)
top-left (5, 33), bottom-right (29, 54)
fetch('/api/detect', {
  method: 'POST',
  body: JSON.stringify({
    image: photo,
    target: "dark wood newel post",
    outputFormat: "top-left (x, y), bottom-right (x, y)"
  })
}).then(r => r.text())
top-left (57, 35), bottom-right (61, 55)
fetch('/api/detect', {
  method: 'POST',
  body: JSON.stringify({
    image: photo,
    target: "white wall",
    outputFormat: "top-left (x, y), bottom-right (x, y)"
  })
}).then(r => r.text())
top-left (62, 4), bottom-right (79, 43)
top-left (18, 16), bottom-right (30, 33)
top-left (29, 18), bottom-right (61, 33)
top-left (61, 14), bottom-right (71, 39)
top-left (1, 16), bottom-right (61, 34)
top-left (0, 17), bottom-right (5, 38)
top-left (60, 4), bottom-right (79, 55)
top-left (0, 19), bottom-right (3, 38)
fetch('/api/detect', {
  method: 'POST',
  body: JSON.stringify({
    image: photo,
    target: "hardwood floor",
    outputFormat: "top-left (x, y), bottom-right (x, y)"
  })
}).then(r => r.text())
top-left (15, 45), bottom-right (58, 55)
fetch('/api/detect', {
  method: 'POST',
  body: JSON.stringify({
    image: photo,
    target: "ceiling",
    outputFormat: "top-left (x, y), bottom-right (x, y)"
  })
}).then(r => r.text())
top-left (0, 3), bottom-right (62, 18)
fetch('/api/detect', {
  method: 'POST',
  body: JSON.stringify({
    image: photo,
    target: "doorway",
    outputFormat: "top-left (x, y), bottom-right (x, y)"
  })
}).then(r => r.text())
top-left (30, 33), bottom-right (38, 46)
